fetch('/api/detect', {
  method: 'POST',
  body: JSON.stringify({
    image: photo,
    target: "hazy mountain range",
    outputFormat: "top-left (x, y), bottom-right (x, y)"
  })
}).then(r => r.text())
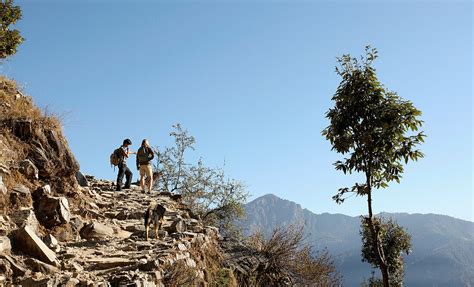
top-left (237, 194), bottom-right (474, 286)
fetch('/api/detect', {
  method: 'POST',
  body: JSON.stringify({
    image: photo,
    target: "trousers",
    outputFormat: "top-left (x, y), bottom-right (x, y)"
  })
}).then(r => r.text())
top-left (116, 162), bottom-right (132, 190)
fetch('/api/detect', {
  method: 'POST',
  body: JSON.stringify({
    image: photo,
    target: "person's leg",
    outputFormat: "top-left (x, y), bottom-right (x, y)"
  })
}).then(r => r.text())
top-left (124, 164), bottom-right (132, 188)
top-left (116, 163), bottom-right (125, 191)
top-left (139, 166), bottom-right (145, 191)
top-left (146, 165), bottom-right (153, 192)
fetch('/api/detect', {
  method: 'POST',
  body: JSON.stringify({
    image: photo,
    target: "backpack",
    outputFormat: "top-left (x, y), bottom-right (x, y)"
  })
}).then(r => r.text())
top-left (137, 147), bottom-right (151, 165)
top-left (110, 148), bottom-right (122, 166)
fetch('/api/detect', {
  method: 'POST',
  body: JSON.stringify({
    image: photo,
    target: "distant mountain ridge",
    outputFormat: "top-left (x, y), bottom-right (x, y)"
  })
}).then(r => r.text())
top-left (237, 194), bottom-right (474, 286)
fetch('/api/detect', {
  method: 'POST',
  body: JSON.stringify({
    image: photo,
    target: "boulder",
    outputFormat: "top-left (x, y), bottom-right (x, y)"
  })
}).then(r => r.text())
top-left (19, 159), bottom-right (39, 180)
top-left (14, 225), bottom-right (58, 266)
top-left (0, 237), bottom-right (11, 253)
top-left (75, 171), bottom-right (89, 187)
top-left (10, 209), bottom-right (40, 235)
top-left (79, 221), bottom-right (114, 240)
top-left (33, 195), bottom-right (70, 228)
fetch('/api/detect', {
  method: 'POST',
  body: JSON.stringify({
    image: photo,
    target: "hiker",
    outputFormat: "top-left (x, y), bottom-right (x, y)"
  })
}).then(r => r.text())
top-left (116, 138), bottom-right (135, 191)
top-left (136, 139), bottom-right (155, 193)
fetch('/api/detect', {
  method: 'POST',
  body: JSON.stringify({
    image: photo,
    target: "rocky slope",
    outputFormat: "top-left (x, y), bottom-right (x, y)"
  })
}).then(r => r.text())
top-left (1, 175), bottom-right (229, 286)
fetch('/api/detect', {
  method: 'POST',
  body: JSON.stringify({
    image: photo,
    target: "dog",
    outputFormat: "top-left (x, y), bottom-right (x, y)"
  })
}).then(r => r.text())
top-left (144, 202), bottom-right (166, 240)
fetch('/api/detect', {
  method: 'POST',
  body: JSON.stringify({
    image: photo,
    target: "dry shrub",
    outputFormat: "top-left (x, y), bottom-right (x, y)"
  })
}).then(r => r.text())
top-left (248, 225), bottom-right (342, 287)
top-left (161, 260), bottom-right (200, 287)
top-left (0, 76), bottom-right (62, 131)
top-left (188, 239), bottom-right (224, 285)
top-left (210, 268), bottom-right (238, 287)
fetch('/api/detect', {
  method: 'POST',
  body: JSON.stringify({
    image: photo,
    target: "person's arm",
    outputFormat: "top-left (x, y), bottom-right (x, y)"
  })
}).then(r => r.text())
top-left (136, 148), bottom-right (140, 170)
top-left (120, 147), bottom-right (128, 158)
top-left (148, 148), bottom-right (155, 161)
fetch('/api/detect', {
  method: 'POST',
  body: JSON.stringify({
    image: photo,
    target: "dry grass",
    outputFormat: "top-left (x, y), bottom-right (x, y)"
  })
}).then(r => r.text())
top-left (0, 76), bottom-right (62, 130)
top-left (187, 239), bottom-right (224, 286)
top-left (161, 260), bottom-right (200, 287)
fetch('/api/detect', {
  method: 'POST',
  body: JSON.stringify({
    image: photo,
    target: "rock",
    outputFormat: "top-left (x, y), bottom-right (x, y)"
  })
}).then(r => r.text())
top-left (0, 254), bottom-right (28, 276)
top-left (0, 258), bottom-right (12, 279)
top-left (14, 225), bottom-right (58, 266)
top-left (33, 195), bottom-right (70, 228)
top-left (64, 278), bottom-right (80, 287)
top-left (75, 171), bottom-right (89, 187)
top-left (0, 236), bottom-right (11, 253)
top-left (19, 159), bottom-right (39, 179)
top-left (168, 218), bottom-right (185, 234)
top-left (69, 217), bottom-right (84, 231)
top-left (36, 185), bottom-right (51, 197)
top-left (185, 258), bottom-right (197, 268)
top-left (88, 257), bottom-right (136, 269)
top-left (25, 258), bottom-right (59, 274)
top-left (79, 221), bottom-right (114, 240)
top-left (0, 175), bottom-right (6, 195)
top-left (43, 234), bottom-right (60, 253)
top-left (10, 185), bottom-right (32, 208)
top-left (112, 226), bottom-right (133, 239)
top-left (19, 277), bottom-right (59, 287)
top-left (139, 259), bottom-right (160, 271)
top-left (10, 209), bottom-right (40, 234)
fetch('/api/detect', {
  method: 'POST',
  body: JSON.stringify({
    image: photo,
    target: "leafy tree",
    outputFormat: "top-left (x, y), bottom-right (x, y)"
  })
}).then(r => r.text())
top-left (0, 0), bottom-right (23, 59)
top-left (361, 217), bottom-right (411, 286)
top-left (154, 123), bottom-right (248, 234)
top-left (322, 46), bottom-right (425, 286)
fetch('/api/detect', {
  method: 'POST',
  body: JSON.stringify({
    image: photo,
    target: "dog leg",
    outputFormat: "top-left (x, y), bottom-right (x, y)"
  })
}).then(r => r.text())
top-left (154, 223), bottom-right (158, 239)
top-left (145, 225), bottom-right (149, 241)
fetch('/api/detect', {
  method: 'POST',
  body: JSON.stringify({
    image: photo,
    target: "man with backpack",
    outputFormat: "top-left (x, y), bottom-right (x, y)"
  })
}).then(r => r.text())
top-left (114, 138), bottom-right (135, 191)
top-left (136, 139), bottom-right (155, 193)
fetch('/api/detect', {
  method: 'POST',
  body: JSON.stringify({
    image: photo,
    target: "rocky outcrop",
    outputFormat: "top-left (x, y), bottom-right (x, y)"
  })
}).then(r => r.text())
top-left (0, 77), bottom-right (79, 196)
top-left (0, 177), bottom-right (228, 286)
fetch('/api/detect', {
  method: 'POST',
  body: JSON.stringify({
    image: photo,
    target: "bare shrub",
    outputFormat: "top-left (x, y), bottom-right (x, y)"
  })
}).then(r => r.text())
top-left (161, 260), bottom-right (200, 287)
top-left (248, 225), bottom-right (342, 287)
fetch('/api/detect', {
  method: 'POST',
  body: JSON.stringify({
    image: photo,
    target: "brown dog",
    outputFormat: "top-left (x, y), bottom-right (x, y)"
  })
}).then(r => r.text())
top-left (144, 203), bottom-right (166, 240)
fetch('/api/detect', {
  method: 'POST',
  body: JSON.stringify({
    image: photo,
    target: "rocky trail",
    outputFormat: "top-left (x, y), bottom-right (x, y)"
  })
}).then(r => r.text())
top-left (0, 176), bottom-right (222, 286)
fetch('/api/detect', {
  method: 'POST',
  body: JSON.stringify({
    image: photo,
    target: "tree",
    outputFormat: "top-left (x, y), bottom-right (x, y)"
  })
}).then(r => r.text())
top-left (154, 124), bottom-right (248, 234)
top-left (322, 46), bottom-right (425, 286)
top-left (360, 217), bottom-right (411, 286)
top-left (0, 0), bottom-right (23, 59)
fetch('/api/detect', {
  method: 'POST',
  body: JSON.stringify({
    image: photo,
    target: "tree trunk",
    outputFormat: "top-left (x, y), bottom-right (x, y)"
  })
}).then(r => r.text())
top-left (366, 174), bottom-right (390, 286)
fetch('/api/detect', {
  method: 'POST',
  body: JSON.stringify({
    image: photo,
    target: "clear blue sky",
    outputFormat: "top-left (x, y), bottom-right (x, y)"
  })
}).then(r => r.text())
top-left (2, 0), bottom-right (472, 221)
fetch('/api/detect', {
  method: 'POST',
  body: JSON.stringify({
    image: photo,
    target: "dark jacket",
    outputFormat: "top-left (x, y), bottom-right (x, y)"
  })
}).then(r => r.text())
top-left (136, 146), bottom-right (154, 168)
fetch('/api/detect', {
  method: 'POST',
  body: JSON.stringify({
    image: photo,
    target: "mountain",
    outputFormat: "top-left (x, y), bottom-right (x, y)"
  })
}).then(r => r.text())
top-left (238, 194), bottom-right (474, 286)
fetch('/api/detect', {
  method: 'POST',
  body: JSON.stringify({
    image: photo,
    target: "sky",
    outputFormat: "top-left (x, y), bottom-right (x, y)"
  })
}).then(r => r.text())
top-left (2, 0), bottom-right (472, 221)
